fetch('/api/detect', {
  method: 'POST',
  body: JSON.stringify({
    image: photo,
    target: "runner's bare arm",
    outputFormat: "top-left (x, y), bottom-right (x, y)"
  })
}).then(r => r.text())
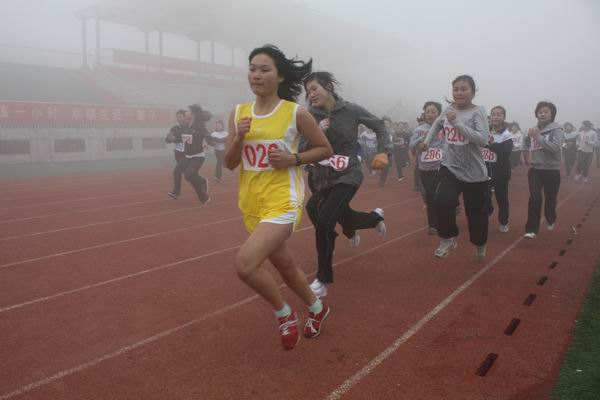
top-left (225, 108), bottom-right (248, 170)
top-left (295, 106), bottom-right (332, 164)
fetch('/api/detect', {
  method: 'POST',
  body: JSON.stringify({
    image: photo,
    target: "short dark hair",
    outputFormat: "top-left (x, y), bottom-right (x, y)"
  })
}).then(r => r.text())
top-left (303, 71), bottom-right (340, 100)
top-left (452, 75), bottom-right (477, 94)
top-left (249, 44), bottom-right (312, 102)
top-left (491, 105), bottom-right (506, 118)
top-left (176, 109), bottom-right (186, 116)
top-left (535, 101), bottom-right (557, 122)
top-left (423, 101), bottom-right (442, 115)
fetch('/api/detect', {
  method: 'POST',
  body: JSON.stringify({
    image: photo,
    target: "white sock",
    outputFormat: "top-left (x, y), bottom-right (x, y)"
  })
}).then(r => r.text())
top-left (309, 298), bottom-right (323, 314)
top-left (274, 303), bottom-right (292, 318)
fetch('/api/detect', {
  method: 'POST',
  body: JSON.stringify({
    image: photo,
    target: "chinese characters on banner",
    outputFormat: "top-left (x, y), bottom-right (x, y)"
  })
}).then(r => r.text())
top-left (0, 101), bottom-right (174, 127)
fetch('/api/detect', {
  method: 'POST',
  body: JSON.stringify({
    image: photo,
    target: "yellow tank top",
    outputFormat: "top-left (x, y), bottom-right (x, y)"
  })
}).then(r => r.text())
top-left (235, 100), bottom-right (305, 219)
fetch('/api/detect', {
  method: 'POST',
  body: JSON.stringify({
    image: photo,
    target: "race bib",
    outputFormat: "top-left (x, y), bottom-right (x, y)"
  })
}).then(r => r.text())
top-left (512, 135), bottom-right (522, 148)
top-left (481, 148), bottom-right (497, 163)
top-left (420, 147), bottom-right (443, 162)
top-left (443, 120), bottom-right (468, 145)
top-left (530, 137), bottom-right (542, 151)
top-left (175, 143), bottom-right (184, 152)
top-left (242, 140), bottom-right (281, 172)
top-left (319, 118), bottom-right (330, 131)
top-left (318, 154), bottom-right (350, 171)
top-left (181, 134), bottom-right (193, 145)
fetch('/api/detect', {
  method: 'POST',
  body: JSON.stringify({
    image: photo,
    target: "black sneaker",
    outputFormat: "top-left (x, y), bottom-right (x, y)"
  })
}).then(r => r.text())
top-left (168, 192), bottom-right (179, 199)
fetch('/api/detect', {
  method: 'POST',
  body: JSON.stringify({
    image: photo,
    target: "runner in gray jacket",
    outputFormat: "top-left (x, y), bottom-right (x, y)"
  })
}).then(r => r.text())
top-left (302, 71), bottom-right (390, 298)
top-left (410, 101), bottom-right (444, 234)
top-left (421, 75), bottom-right (490, 261)
top-left (523, 101), bottom-right (565, 238)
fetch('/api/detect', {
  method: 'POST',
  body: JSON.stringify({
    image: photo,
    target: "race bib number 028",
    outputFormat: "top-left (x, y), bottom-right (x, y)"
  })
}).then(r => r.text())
top-left (420, 147), bottom-right (443, 162)
top-left (318, 154), bottom-right (350, 171)
top-left (481, 148), bottom-right (497, 163)
top-left (242, 140), bottom-right (280, 172)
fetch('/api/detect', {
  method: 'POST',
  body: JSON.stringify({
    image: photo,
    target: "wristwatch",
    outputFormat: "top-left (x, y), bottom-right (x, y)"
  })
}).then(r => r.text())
top-left (294, 153), bottom-right (302, 166)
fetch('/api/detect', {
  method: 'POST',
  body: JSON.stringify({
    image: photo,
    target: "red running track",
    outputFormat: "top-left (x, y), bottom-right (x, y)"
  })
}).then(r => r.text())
top-left (0, 164), bottom-right (598, 400)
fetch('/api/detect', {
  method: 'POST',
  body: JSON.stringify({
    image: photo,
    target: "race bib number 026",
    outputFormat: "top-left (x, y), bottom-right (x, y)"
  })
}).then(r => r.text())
top-left (481, 148), bottom-right (497, 163)
top-left (242, 140), bottom-right (281, 172)
top-left (318, 154), bottom-right (350, 171)
top-left (420, 147), bottom-right (443, 162)
top-left (443, 121), bottom-right (468, 145)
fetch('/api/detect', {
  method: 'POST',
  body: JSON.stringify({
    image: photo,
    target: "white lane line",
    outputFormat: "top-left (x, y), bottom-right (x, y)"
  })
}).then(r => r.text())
top-left (0, 197), bottom-right (419, 311)
top-left (0, 206), bottom-right (202, 241)
top-left (0, 216), bottom-right (243, 271)
top-left (0, 181), bottom-right (163, 202)
top-left (0, 245), bottom-right (242, 313)
top-left (0, 181), bottom-right (238, 212)
top-left (0, 189), bottom-right (159, 211)
top-left (0, 198), bottom-right (175, 225)
top-left (324, 187), bottom-right (583, 400)
top-left (0, 191), bottom-right (414, 270)
top-left (0, 224), bottom-right (427, 400)
top-left (0, 185), bottom-right (378, 225)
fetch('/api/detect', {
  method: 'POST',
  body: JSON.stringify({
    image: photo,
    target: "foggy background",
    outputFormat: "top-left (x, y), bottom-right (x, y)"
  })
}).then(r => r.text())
top-left (1, 0), bottom-right (599, 126)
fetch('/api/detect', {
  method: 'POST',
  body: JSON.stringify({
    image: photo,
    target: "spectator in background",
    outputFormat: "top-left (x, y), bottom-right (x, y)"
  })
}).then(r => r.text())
top-left (182, 104), bottom-right (211, 204)
top-left (165, 109), bottom-right (188, 199)
top-left (210, 119), bottom-right (228, 183)
top-left (574, 120), bottom-right (596, 183)
top-left (509, 122), bottom-right (524, 169)
top-left (562, 122), bottom-right (578, 178)
top-left (358, 124), bottom-right (377, 176)
top-left (594, 126), bottom-right (600, 168)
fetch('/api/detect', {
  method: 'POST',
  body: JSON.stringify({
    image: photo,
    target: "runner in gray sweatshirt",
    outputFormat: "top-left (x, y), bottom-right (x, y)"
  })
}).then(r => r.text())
top-left (574, 121), bottom-right (597, 182)
top-left (422, 75), bottom-right (490, 261)
top-left (410, 101), bottom-right (444, 234)
top-left (302, 71), bottom-right (390, 298)
top-left (523, 101), bottom-right (565, 238)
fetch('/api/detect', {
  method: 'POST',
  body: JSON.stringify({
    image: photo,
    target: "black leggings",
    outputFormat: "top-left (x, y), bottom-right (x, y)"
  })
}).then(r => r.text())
top-left (214, 150), bottom-right (225, 179)
top-left (435, 166), bottom-right (490, 246)
top-left (181, 157), bottom-right (209, 202)
top-left (306, 184), bottom-right (383, 284)
top-left (576, 151), bottom-right (593, 177)
top-left (525, 168), bottom-right (560, 234)
top-left (420, 169), bottom-right (439, 229)
top-left (490, 176), bottom-right (510, 226)
top-left (172, 151), bottom-right (186, 195)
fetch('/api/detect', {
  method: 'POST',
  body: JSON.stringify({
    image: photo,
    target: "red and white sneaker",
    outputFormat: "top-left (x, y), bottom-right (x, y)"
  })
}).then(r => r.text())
top-left (277, 311), bottom-right (300, 350)
top-left (304, 304), bottom-right (330, 339)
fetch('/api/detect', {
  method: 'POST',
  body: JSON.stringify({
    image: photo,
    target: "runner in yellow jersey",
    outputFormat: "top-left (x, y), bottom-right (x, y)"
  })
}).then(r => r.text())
top-left (225, 45), bottom-right (333, 350)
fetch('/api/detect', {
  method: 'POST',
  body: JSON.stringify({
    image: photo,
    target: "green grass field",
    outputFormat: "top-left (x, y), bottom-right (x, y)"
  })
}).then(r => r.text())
top-left (552, 259), bottom-right (600, 400)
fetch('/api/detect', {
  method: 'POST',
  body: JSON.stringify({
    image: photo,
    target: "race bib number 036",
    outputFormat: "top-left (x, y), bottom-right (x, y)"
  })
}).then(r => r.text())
top-left (481, 148), bottom-right (497, 163)
top-left (242, 140), bottom-right (281, 172)
top-left (318, 154), bottom-right (350, 171)
top-left (420, 147), bottom-right (443, 162)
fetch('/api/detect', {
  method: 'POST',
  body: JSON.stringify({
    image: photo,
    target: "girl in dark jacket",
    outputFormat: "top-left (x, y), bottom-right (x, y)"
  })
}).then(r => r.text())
top-left (302, 71), bottom-right (390, 298)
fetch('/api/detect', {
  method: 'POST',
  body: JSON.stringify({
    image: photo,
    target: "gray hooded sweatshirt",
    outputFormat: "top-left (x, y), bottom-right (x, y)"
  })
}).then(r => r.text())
top-left (523, 122), bottom-right (564, 170)
top-left (302, 99), bottom-right (389, 191)
top-left (409, 122), bottom-right (446, 171)
top-left (424, 105), bottom-right (489, 183)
